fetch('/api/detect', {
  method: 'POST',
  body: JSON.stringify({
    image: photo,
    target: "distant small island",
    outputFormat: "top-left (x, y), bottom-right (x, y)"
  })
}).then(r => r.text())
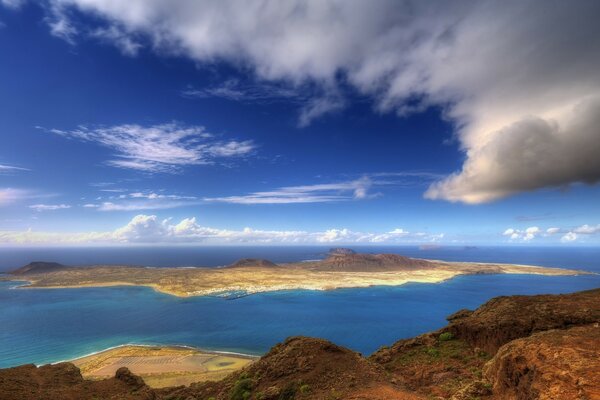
top-left (2, 250), bottom-right (588, 298)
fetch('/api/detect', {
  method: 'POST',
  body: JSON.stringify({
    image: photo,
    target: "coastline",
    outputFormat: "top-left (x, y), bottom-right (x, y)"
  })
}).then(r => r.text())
top-left (56, 343), bottom-right (259, 366)
top-left (3, 259), bottom-right (590, 298)
top-left (65, 343), bottom-right (258, 388)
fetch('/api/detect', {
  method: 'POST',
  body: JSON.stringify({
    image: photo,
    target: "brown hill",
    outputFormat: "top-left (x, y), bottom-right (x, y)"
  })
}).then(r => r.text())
top-left (227, 259), bottom-right (279, 268)
top-left (10, 261), bottom-right (68, 275)
top-left (312, 253), bottom-right (436, 272)
top-left (0, 363), bottom-right (155, 400)
top-left (160, 336), bottom-right (420, 400)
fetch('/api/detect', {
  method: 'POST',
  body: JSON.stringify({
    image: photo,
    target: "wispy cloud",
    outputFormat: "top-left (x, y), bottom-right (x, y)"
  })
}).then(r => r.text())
top-left (182, 79), bottom-right (301, 103)
top-left (45, 2), bottom-right (77, 44)
top-left (0, 164), bottom-right (29, 173)
top-left (0, 214), bottom-right (444, 245)
top-left (0, 188), bottom-right (30, 206)
top-left (84, 191), bottom-right (200, 211)
top-left (46, 123), bottom-right (255, 173)
top-left (0, 0), bottom-right (25, 10)
top-left (205, 173), bottom-right (439, 204)
top-left (205, 177), bottom-right (373, 204)
top-left (183, 79), bottom-right (344, 127)
top-left (29, 204), bottom-right (71, 212)
top-left (91, 26), bottom-right (141, 56)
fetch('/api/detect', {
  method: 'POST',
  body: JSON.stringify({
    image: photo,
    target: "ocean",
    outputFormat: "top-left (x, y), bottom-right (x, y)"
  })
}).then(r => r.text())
top-left (1, 246), bottom-right (599, 368)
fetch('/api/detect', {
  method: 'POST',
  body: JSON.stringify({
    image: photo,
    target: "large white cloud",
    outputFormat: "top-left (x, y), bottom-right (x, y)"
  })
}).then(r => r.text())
top-left (10, 0), bottom-right (600, 202)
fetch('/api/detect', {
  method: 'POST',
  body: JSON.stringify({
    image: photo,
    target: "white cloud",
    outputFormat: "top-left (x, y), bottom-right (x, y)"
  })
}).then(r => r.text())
top-left (46, 2), bottom-right (77, 44)
top-left (0, 0), bottom-right (25, 9)
top-left (182, 79), bottom-right (301, 103)
top-left (502, 226), bottom-right (540, 241)
top-left (91, 25), bottom-right (141, 56)
top-left (573, 224), bottom-right (600, 234)
top-left (0, 214), bottom-right (442, 245)
top-left (0, 188), bottom-right (30, 206)
top-left (297, 95), bottom-right (345, 128)
top-left (31, 0), bottom-right (600, 201)
top-left (503, 223), bottom-right (600, 243)
top-left (96, 199), bottom-right (199, 211)
top-left (47, 123), bottom-right (255, 172)
top-left (29, 204), bottom-right (71, 211)
top-left (205, 176), bottom-right (374, 204)
top-left (0, 164), bottom-right (29, 173)
top-left (84, 191), bottom-right (200, 211)
top-left (561, 232), bottom-right (578, 243)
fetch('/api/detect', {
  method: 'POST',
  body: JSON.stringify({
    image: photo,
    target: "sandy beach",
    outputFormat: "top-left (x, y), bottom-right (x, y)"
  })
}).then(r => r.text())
top-left (70, 345), bottom-right (256, 388)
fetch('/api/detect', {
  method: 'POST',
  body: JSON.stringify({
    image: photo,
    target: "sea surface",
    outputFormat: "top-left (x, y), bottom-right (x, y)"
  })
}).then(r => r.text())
top-left (1, 246), bottom-right (599, 368)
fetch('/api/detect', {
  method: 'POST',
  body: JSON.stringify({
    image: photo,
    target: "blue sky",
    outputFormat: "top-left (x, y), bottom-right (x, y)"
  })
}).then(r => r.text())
top-left (1, 1), bottom-right (599, 246)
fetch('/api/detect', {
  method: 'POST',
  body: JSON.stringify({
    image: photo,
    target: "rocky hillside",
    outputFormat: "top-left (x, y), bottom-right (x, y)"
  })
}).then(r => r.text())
top-left (311, 253), bottom-right (436, 272)
top-left (1, 288), bottom-right (598, 400)
top-left (9, 261), bottom-right (68, 275)
top-left (227, 259), bottom-right (279, 268)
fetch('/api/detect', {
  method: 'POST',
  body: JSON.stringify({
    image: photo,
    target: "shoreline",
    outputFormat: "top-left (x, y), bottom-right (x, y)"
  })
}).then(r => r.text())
top-left (64, 343), bottom-right (259, 388)
top-left (3, 260), bottom-right (592, 299)
top-left (53, 343), bottom-right (259, 367)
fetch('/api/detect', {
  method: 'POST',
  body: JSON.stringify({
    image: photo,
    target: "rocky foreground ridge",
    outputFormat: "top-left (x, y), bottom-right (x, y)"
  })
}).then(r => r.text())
top-left (0, 289), bottom-right (598, 400)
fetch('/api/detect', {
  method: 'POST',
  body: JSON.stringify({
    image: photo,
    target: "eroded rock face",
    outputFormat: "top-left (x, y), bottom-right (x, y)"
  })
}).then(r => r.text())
top-left (446, 288), bottom-right (600, 354)
top-left (0, 363), bottom-right (155, 400)
top-left (484, 324), bottom-right (600, 400)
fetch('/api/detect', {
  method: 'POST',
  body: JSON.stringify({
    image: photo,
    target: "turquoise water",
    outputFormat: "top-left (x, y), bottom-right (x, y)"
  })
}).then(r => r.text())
top-left (1, 246), bottom-right (599, 368)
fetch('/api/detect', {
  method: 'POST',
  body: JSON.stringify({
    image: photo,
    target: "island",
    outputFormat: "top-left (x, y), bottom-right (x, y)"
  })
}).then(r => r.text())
top-left (3, 250), bottom-right (588, 298)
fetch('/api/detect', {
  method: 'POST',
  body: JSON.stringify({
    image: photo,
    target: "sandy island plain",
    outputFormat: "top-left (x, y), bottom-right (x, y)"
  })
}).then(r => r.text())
top-left (3, 252), bottom-right (589, 298)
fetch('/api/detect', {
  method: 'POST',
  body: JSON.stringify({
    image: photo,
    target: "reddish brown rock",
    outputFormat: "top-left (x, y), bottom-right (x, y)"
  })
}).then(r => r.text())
top-left (446, 288), bottom-right (600, 354)
top-left (0, 363), bottom-right (155, 400)
top-left (163, 336), bottom-right (419, 400)
top-left (484, 324), bottom-right (600, 400)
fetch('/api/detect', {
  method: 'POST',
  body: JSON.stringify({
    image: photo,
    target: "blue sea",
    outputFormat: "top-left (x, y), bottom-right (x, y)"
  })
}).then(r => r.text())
top-left (1, 246), bottom-right (599, 368)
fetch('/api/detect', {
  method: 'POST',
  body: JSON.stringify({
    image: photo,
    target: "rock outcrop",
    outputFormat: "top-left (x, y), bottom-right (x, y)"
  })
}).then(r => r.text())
top-left (313, 253), bottom-right (436, 272)
top-left (445, 288), bottom-right (600, 354)
top-left (9, 261), bottom-right (67, 275)
top-left (484, 324), bottom-right (600, 400)
top-left (0, 363), bottom-right (155, 400)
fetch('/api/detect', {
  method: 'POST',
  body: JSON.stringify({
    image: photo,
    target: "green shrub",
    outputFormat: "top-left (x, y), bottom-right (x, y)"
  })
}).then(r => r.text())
top-left (299, 384), bottom-right (310, 393)
top-left (230, 377), bottom-right (253, 400)
top-left (278, 384), bottom-right (296, 400)
top-left (439, 332), bottom-right (454, 341)
top-left (426, 347), bottom-right (440, 357)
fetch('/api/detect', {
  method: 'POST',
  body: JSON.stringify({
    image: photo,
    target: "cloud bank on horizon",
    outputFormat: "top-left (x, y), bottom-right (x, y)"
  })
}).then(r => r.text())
top-left (9, 0), bottom-right (599, 204)
top-left (0, 214), bottom-right (442, 245)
